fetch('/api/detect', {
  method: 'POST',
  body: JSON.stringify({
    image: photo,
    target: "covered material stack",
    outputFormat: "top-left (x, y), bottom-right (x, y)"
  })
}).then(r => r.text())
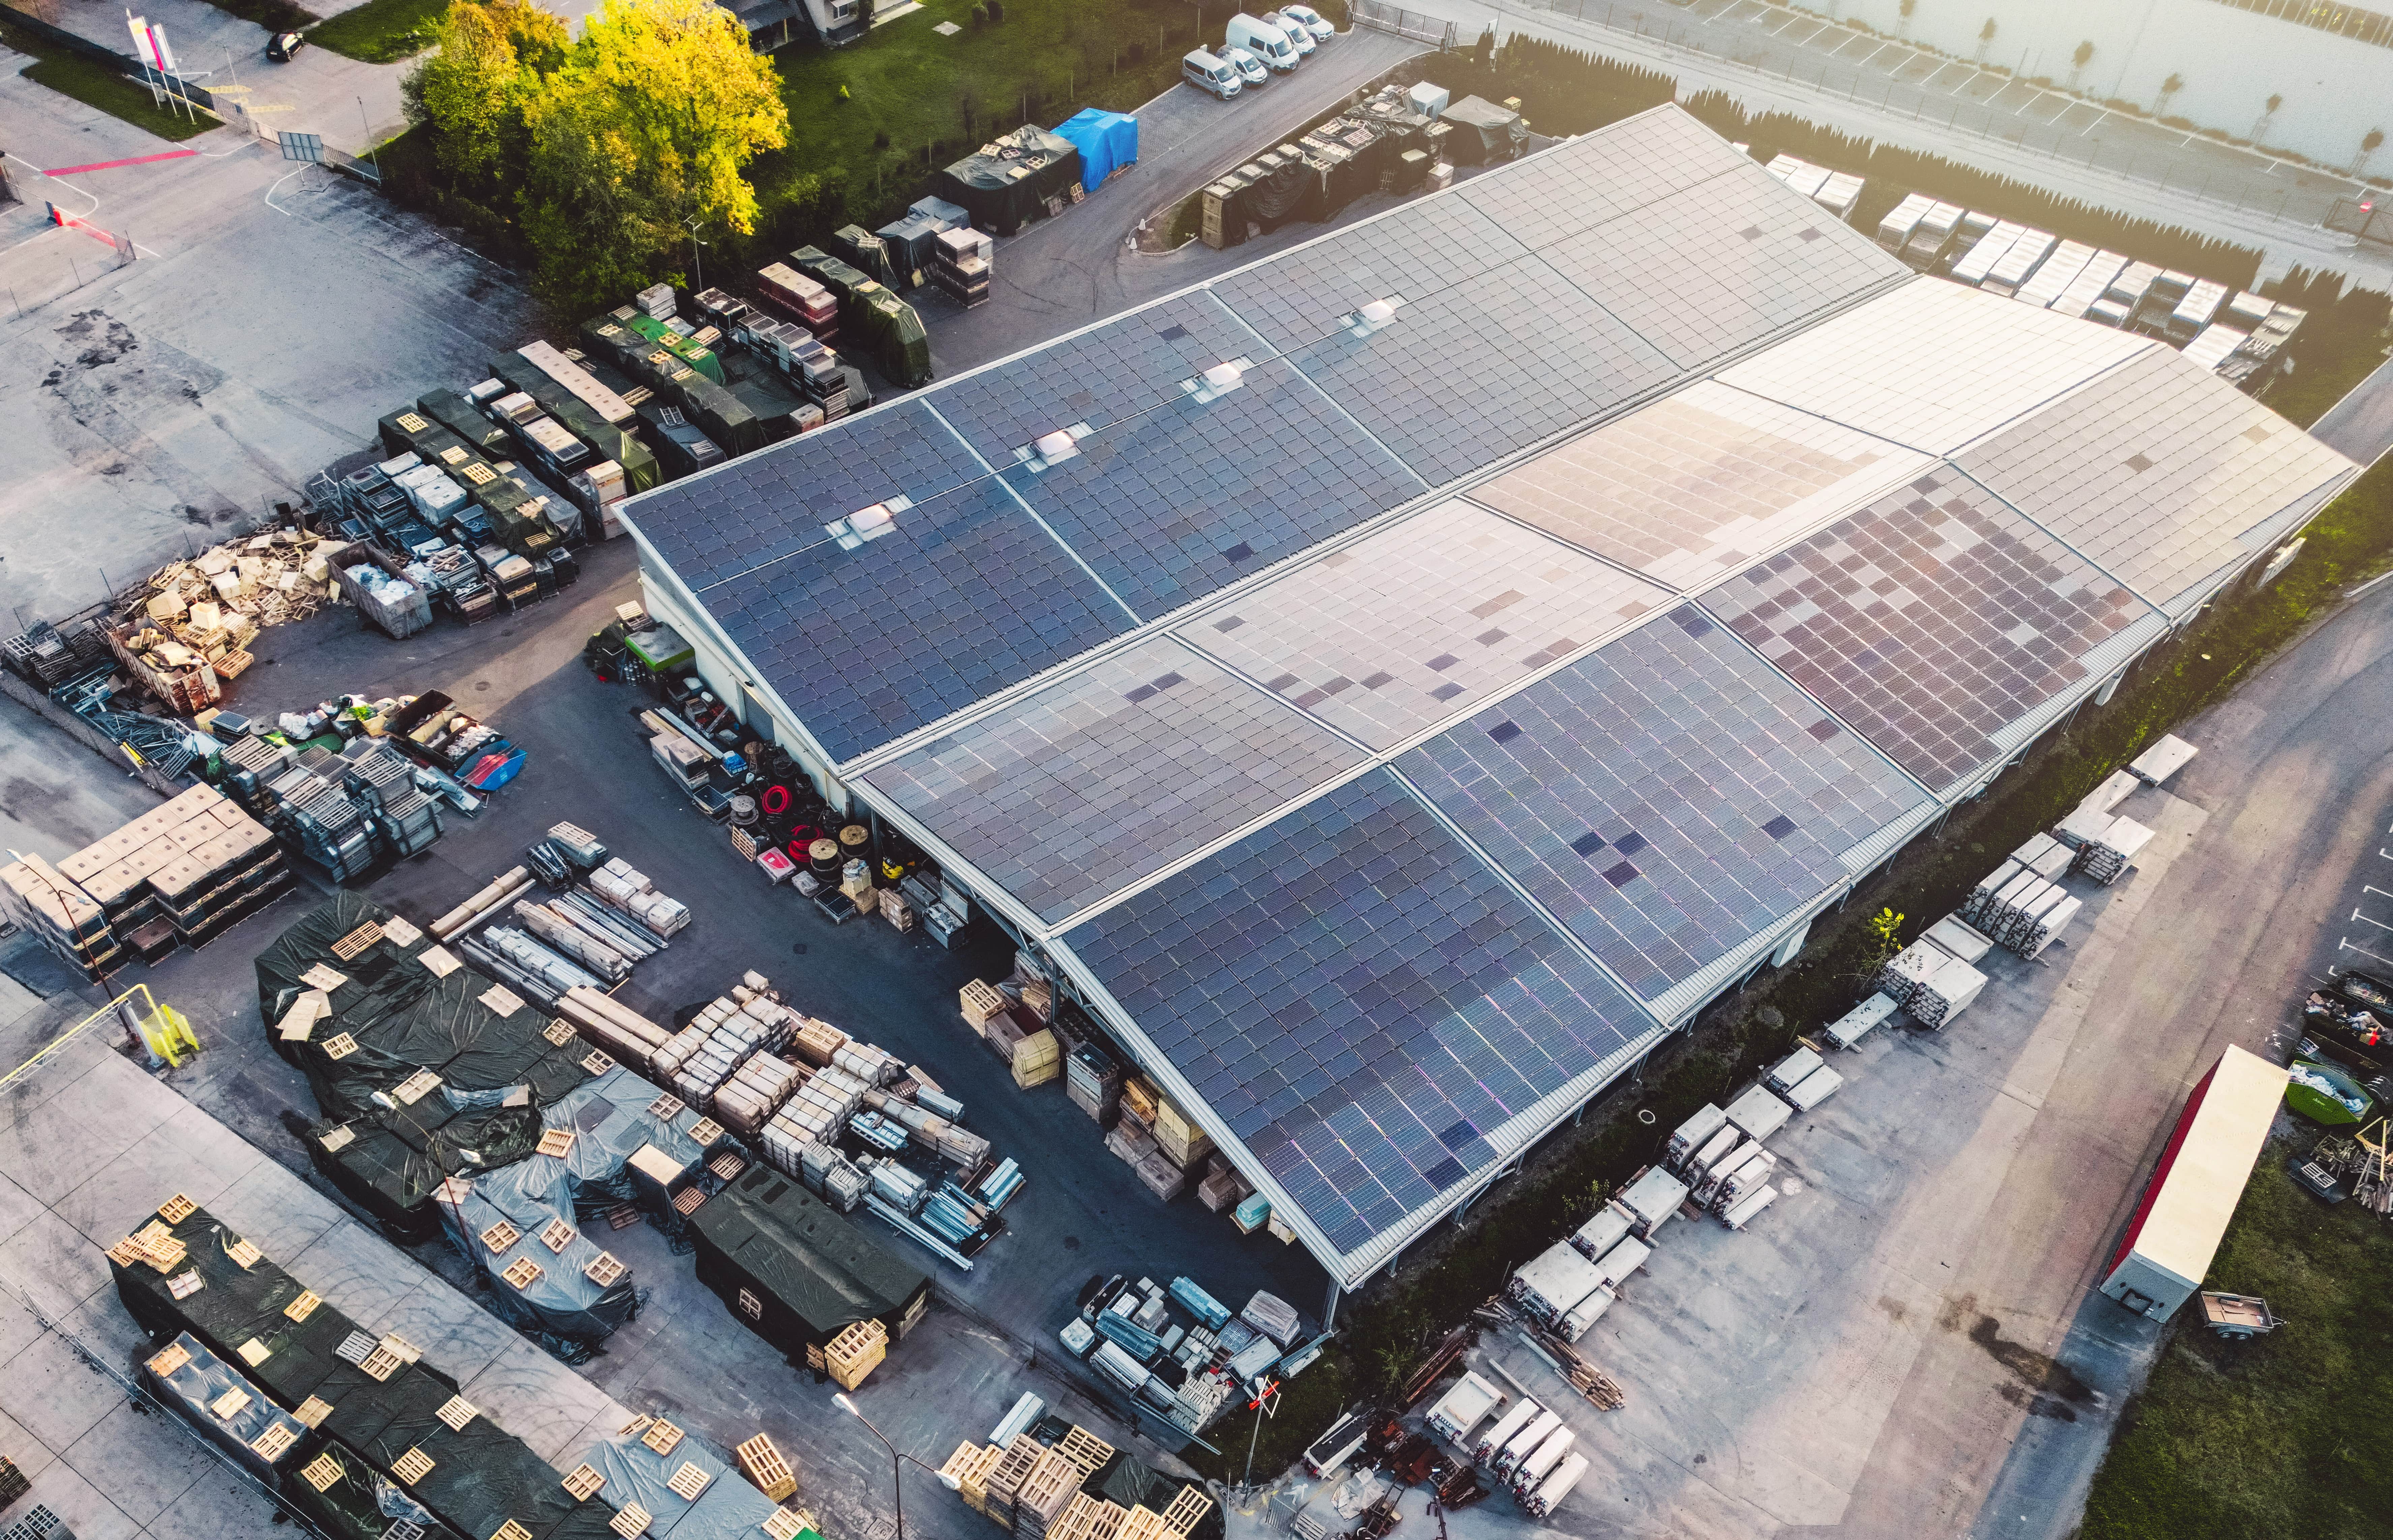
top-left (589, 1417), bottom-right (813, 1540)
top-left (1051, 109), bottom-right (1138, 192)
top-left (932, 126), bottom-right (1083, 235)
top-left (687, 1162), bottom-right (931, 1370)
top-left (20, 782), bottom-right (288, 973)
top-left (110, 1196), bottom-right (619, 1540)
top-left (1437, 96), bottom-right (1527, 165)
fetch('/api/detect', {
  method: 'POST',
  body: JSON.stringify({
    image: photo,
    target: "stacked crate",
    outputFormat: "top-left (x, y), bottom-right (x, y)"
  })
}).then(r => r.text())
top-left (1066, 1043), bottom-right (1122, 1125)
top-left (714, 1054), bottom-right (806, 1138)
top-left (1150, 1093), bottom-right (1213, 1173)
top-left (0, 854), bottom-right (117, 980)
top-left (931, 227), bottom-right (992, 308)
top-left (825, 1319), bottom-right (887, 1390)
top-left (961, 979), bottom-right (1009, 1037)
top-left (1196, 1154), bottom-right (1251, 1214)
top-left (1013, 1447), bottom-right (1083, 1540)
top-left (979, 1437), bottom-right (1046, 1531)
top-left (1012, 1028), bottom-right (1060, 1089)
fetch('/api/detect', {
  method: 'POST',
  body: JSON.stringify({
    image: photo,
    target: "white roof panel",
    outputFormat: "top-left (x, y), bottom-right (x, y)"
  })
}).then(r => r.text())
top-left (1716, 280), bottom-right (2153, 454)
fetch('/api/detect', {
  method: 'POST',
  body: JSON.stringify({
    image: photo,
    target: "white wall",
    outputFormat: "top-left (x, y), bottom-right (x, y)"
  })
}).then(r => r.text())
top-left (1827, 0), bottom-right (2392, 172)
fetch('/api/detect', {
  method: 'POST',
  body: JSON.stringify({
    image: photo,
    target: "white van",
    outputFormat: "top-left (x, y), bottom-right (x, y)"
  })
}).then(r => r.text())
top-left (1182, 48), bottom-right (1242, 99)
top-left (1264, 10), bottom-right (1316, 55)
top-left (1226, 13), bottom-right (1299, 70)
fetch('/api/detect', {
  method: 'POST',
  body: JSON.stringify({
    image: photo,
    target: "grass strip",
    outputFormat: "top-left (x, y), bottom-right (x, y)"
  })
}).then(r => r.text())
top-left (304, 0), bottom-right (448, 63)
top-left (1, 16), bottom-right (214, 143)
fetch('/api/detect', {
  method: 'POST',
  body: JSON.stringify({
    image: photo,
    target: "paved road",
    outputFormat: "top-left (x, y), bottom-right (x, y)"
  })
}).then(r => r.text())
top-left (0, 54), bottom-right (537, 621)
top-left (922, 26), bottom-right (1423, 373)
top-left (2313, 353), bottom-right (2393, 467)
top-left (1376, 0), bottom-right (2393, 289)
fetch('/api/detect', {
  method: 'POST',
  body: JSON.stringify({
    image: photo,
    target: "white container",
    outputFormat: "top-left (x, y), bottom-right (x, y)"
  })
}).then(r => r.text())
top-left (1685, 1124), bottom-right (1744, 1180)
top-left (1569, 1200), bottom-right (1635, 1261)
top-left (1720, 1184), bottom-right (1778, 1231)
top-left (1474, 1398), bottom-right (1542, 1465)
top-left (1591, 1235), bottom-right (1650, 1289)
top-left (1665, 1103), bottom-right (1729, 1168)
top-left (1559, 1284), bottom-right (1614, 1341)
top-left (1766, 1047), bottom-right (1824, 1095)
top-left (1723, 1082), bottom-right (1791, 1143)
top-left (1523, 1451), bottom-right (1590, 1518)
top-left (1826, 992), bottom-right (1898, 1050)
top-left (1424, 1371), bottom-right (1504, 1448)
top-left (1617, 1166), bottom-right (1690, 1238)
top-left (1784, 1064), bottom-right (1844, 1111)
top-left (1407, 81), bottom-right (1449, 118)
top-left (1494, 1410), bottom-right (1561, 1480)
top-left (1512, 1426), bottom-right (1575, 1492)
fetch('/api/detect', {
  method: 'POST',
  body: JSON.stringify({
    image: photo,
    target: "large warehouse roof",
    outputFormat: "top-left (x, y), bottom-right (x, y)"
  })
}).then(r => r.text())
top-left (622, 105), bottom-right (2358, 1286)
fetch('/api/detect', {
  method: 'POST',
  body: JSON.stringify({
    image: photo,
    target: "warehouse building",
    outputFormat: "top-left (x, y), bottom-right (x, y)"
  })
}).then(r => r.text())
top-left (617, 105), bottom-right (2358, 1308)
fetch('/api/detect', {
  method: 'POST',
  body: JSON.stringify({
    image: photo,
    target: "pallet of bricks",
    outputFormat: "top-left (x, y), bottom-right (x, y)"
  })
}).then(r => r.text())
top-left (0, 783), bottom-right (287, 976)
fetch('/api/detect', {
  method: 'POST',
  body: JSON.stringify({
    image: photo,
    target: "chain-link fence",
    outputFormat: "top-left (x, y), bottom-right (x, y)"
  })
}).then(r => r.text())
top-left (1351, 0), bottom-right (1460, 48)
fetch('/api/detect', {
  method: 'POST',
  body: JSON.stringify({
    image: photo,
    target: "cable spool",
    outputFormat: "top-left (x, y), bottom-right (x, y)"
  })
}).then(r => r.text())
top-left (760, 783), bottom-right (792, 817)
top-left (729, 796), bottom-right (758, 827)
top-left (838, 824), bottom-right (870, 863)
top-left (809, 839), bottom-right (841, 881)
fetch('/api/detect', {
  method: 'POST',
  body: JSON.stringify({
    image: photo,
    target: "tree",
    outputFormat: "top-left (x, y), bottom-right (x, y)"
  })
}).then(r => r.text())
top-left (402, 0), bottom-right (566, 186)
top-left (2155, 70), bottom-right (2184, 117)
top-left (1974, 17), bottom-right (1995, 64)
top-left (1897, 0), bottom-right (1915, 39)
top-left (2068, 39), bottom-right (2093, 90)
top-left (521, 0), bottom-right (789, 309)
top-left (2359, 127), bottom-right (2386, 178)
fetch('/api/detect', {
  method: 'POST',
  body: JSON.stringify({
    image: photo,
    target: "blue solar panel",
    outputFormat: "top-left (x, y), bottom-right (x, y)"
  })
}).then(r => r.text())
top-left (631, 401), bottom-right (987, 591)
top-left (1066, 770), bottom-right (1654, 1256)
top-left (928, 292), bottom-right (1266, 467)
top-left (1209, 196), bottom-right (1534, 354)
top-left (1400, 610), bottom-right (1931, 1001)
top-left (998, 358), bottom-right (1425, 618)
top-left (1275, 253), bottom-right (1681, 486)
top-left (708, 477), bottom-right (1132, 763)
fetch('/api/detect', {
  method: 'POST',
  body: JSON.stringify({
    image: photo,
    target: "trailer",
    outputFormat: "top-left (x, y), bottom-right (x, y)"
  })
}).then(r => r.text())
top-left (2100, 1046), bottom-right (2289, 1320)
top-left (1492, 1409), bottom-right (1562, 1480)
top-left (1424, 1370), bottom-right (1506, 1449)
top-left (1521, 1451), bottom-right (1589, 1518)
top-left (1304, 1409), bottom-right (1371, 1476)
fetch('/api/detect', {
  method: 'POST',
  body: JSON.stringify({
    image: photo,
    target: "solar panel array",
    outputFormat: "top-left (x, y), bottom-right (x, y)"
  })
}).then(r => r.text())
top-left (996, 356), bottom-right (1426, 618)
top-left (1468, 380), bottom-right (1931, 592)
top-left (1955, 344), bottom-right (2358, 614)
top-left (1401, 609), bottom-right (1930, 1000)
top-left (1699, 469), bottom-right (2163, 790)
top-left (1062, 771), bottom-right (1653, 1256)
top-left (1177, 499), bottom-right (1672, 749)
top-left (623, 105), bottom-right (2361, 1277)
top-left (863, 637), bottom-right (1364, 924)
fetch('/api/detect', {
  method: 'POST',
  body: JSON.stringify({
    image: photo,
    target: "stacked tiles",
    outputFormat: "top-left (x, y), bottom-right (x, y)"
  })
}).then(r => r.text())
top-left (2056, 807), bottom-right (2156, 886)
top-left (1872, 936), bottom-right (1988, 1028)
top-left (0, 854), bottom-right (116, 980)
top-left (665, 979), bottom-right (796, 1110)
top-left (756, 263), bottom-right (839, 340)
top-left (589, 857), bottom-right (692, 934)
top-left (42, 782), bottom-right (290, 961)
top-left (1960, 833), bottom-right (2084, 958)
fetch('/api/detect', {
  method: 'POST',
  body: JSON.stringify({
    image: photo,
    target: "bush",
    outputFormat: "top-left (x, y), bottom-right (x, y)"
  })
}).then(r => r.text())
top-left (971, 2), bottom-right (987, 21)
top-left (986, 0), bottom-right (1002, 18)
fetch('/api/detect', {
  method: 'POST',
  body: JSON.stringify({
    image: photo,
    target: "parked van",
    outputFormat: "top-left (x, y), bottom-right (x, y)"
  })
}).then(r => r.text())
top-left (1220, 45), bottom-right (1269, 87)
top-left (1182, 48), bottom-right (1242, 99)
top-left (1279, 2), bottom-right (1334, 40)
top-left (1264, 10), bottom-right (1317, 55)
top-left (1226, 12), bottom-right (1299, 70)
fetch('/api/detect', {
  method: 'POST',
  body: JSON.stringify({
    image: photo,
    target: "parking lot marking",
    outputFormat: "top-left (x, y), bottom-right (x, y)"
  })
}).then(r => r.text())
top-left (2340, 937), bottom-right (2393, 967)
top-left (43, 149), bottom-right (198, 176)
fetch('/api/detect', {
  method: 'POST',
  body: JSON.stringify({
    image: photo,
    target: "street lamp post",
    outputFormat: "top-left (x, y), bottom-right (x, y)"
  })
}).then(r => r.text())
top-left (833, 1392), bottom-right (959, 1540)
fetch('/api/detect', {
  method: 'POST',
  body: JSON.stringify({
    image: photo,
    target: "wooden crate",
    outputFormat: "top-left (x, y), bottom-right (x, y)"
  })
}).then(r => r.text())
top-left (1120, 1076), bottom-right (1159, 1127)
top-left (1159, 1485), bottom-right (1214, 1538)
top-left (987, 1013), bottom-right (1028, 1064)
top-left (1054, 1425), bottom-right (1114, 1476)
top-left (1196, 1168), bottom-right (1249, 1213)
top-left (1151, 1097), bottom-right (1213, 1169)
top-left (1116, 1505), bottom-right (1172, 1540)
top-left (961, 979), bottom-right (1008, 1032)
top-left (826, 1318), bottom-right (887, 1390)
top-left (982, 1436), bottom-right (1045, 1523)
top-left (1046, 1492), bottom-right (1103, 1540)
top-left (1013, 1448), bottom-right (1081, 1535)
top-left (1105, 1123), bottom-right (1157, 1166)
top-left (957, 1443), bottom-right (1002, 1513)
top-left (1011, 1029), bottom-right (1060, 1089)
top-left (736, 1433), bottom-right (798, 1501)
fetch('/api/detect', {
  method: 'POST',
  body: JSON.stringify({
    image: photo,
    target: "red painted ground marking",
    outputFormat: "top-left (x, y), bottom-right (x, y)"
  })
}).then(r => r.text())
top-left (43, 149), bottom-right (198, 176)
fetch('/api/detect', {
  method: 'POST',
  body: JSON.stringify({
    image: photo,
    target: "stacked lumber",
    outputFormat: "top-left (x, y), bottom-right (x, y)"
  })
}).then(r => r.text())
top-left (555, 986), bottom-right (674, 1070)
top-left (715, 1054), bottom-right (806, 1138)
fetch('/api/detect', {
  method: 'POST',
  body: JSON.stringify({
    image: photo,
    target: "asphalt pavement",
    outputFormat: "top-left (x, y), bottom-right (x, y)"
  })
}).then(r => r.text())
top-left (1374, 0), bottom-right (2393, 289)
top-left (2312, 353), bottom-right (2393, 467)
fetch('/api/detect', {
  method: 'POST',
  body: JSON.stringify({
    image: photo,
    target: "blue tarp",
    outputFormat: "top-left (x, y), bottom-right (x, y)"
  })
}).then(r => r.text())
top-left (1053, 109), bottom-right (1138, 192)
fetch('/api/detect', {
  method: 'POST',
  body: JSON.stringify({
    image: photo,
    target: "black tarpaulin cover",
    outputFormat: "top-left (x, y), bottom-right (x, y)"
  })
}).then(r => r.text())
top-left (256, 893), bottom-right (442, 1043)
top-left (309, 1097), bottom-right (545, 1240)
top-left (284, 1444), bottom-right (462, 1540)
top-left (932, 126), bottom-right (1083, 235)
top-left (1439, 95), bottom-right (1527, 165)
top-left (1082, 1454), bottom-right (1226, 1540)
top-left (689, 1164), bottom-right (928, 1350)
top-left (144, 1331), bottom-right (312, 1485)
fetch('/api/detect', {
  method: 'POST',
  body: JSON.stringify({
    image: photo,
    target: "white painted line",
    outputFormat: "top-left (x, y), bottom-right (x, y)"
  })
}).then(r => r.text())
top-left (1858, 40), bottom-right (1890, 68)
top-left (2350, 909), bottom-right (2393, 934)
top-left (2348, 566), bottom-right (2393, 596)
top-left (2340, 937), bottom-right (2393, 967)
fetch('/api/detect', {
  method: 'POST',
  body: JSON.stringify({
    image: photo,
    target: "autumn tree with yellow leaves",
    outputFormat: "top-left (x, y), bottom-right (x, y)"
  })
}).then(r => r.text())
top-left (405, 0), bottom-right (787, 310)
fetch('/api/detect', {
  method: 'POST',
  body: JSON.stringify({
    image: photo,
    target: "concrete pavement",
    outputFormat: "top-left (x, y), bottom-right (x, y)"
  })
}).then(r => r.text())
top-left (1368, 0), bottom-right (2393, 290)
top-left (2313, 353), bottom-right (2393, 467)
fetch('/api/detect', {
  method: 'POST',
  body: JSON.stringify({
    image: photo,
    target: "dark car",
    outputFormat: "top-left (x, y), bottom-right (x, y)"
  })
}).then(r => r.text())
top-left (266, 31), bottom-right (304, 61)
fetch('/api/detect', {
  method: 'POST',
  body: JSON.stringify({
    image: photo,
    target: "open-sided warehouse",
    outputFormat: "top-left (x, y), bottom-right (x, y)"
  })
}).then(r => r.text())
top-left (614, 104), bottom-right (2360, 1309)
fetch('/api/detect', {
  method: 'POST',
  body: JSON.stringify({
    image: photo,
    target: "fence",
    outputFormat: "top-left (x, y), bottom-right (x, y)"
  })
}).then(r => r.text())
top-left (1352, 0), bottom-right (1460, 48)
top-left (0, 670), bottom-right (183, 797)
top-left (2326, 196), bottom-right (2393, 249)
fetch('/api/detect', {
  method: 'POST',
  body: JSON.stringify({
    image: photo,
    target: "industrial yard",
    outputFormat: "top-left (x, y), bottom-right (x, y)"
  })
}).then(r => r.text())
top-left (3, 4), bottom-right (2393, 1539)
